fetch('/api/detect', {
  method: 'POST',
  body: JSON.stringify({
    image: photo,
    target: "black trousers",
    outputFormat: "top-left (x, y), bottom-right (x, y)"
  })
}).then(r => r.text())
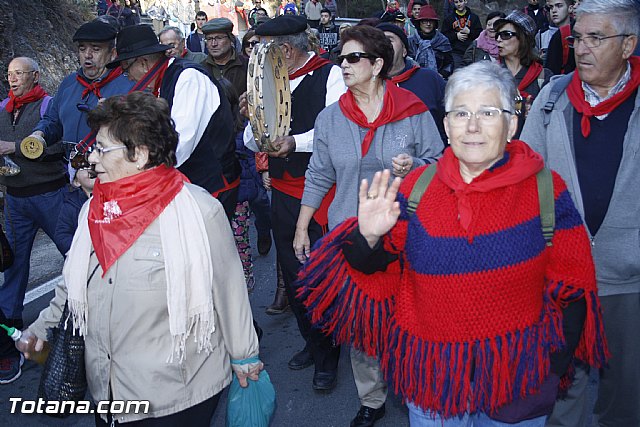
top-left (215, 185), bottom-right (239, 223)
top-left (94, 392), bottom-right (221, 427)
top-left (271, 189), bottom-right (340, 373)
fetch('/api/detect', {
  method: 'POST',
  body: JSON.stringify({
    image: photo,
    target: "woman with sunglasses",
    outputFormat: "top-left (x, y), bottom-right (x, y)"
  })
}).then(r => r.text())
top-left (462, 11), bottom-right (506, 65)
top-left (495, 10), bottom-right (553, 137)
top-left (240, 29), bottom-right (260, 60)
top-left (19, 92), bottom-right (262, 425)
top-left (294, 25), bottom-right (443, 425)
top-left (297, 61), bottom-right (608, 427)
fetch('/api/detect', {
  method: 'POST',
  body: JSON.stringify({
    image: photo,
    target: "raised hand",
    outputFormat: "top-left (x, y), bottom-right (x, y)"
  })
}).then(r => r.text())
top-left (358, 170), bottom-right (402, 248)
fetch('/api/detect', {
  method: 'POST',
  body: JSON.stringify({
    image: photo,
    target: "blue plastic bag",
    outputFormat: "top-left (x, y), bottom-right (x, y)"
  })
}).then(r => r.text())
top-left (226, 358), bottom-right (276, 427)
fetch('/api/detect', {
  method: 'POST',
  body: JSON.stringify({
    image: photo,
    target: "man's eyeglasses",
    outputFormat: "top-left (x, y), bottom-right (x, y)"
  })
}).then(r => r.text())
top-left (5, 70), bottom-right (35, 80)
top-left (495, 30), bottom-right (518, 41)
top-left (446, 107), bottom-right (512, 126)
top-left (337, 52), bottom-right (377, 64)
top-left (121, 57), bottom-right (140, 72)
top-left (566, 34), bottom-right (630, 49)
top-left (205, 35), bottom-right (228, 43)
top-left (87, 145), bottom-right (128, 155)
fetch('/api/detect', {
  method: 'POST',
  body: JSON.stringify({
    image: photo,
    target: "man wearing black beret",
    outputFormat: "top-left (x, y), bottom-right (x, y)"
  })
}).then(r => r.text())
top-left (242, 13), bottom-right (347, 392)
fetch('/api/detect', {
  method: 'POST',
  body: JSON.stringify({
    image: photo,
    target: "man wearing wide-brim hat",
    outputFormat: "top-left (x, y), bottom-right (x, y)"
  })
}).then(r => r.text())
top-left (108, 24), bottom-right (240, 219)
top-left (200, 18), bottom-right (248, 96)
top-left (241, 14), bottom-right (346, 392)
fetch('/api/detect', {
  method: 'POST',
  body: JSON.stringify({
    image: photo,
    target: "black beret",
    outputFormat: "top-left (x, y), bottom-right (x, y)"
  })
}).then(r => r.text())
top-left (376, 23), bottom-right (410, 56)
top-left (73, 20), bottom-right (118, 42)
top-left (255, 15), bottom-right (307, 36)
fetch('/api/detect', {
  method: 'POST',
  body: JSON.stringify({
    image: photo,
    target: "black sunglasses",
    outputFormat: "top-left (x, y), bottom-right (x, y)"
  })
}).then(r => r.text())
top-left (248, 40), bottom-right (260, 47)
top-left (337, 52), bottom-right (377, 64)
top-left (495, 30), bottom-right (518, 41)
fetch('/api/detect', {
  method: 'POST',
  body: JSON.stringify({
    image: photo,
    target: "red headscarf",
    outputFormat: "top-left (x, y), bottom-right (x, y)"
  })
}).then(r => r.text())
top-left (5, 84), bottom-right (48, 114)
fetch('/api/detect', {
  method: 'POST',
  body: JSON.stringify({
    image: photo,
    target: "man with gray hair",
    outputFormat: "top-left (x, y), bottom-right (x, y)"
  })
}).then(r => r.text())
top-left (201, 18), bottom-right (247, 96)
top-left (521, 1), bottom-right (639, 425)
top-left (158, 26), bottom-right (207, 63)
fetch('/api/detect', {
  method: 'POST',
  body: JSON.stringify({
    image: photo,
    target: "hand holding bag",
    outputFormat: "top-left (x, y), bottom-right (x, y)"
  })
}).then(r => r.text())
top-left (226, 357), bottom-right (276, 427)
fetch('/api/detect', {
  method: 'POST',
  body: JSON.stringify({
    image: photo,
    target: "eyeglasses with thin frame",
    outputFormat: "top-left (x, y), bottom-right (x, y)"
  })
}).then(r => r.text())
top-left (446, 107), bottom-right (513, 126)
top-left (495, 30), bottom-right (518, 41)
top-left (337, 52), bottom-right (377, 64)
top-left (565, 34), bottom-right (630, 49)
top-left (205, 35), bottom-right (228, 44)
top-left (5, 70), bottom-right (35, 80)
top-left (87, 145), bottom-right (128, 156)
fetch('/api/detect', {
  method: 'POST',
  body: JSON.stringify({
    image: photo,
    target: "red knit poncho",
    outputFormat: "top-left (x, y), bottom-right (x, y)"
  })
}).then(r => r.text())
top-left (297, 141), bottom-right (608, 418)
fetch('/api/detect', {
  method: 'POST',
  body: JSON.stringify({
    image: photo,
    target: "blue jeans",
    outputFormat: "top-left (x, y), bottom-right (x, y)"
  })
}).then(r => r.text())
top-left (0, 188), bottom-right (66, 320)
top-left (407, 404), bottom-right (547, 427)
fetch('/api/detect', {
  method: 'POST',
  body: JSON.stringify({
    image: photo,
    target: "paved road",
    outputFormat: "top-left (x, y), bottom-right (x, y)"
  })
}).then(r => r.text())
top-left (0, 225), bottom-right (600, 427)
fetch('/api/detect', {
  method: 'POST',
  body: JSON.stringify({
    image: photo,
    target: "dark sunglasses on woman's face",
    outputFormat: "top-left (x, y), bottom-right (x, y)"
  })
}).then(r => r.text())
top-left (248, 40), bottom-right (260, 47)
top-left (495, 30), bottom-right (518, 41)
top-left (337, 52), bottom-right (376, 64)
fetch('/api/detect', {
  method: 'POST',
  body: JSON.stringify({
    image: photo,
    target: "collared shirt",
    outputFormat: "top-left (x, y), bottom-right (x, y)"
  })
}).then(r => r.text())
top-left (582, 60), bottom-right (632, 120)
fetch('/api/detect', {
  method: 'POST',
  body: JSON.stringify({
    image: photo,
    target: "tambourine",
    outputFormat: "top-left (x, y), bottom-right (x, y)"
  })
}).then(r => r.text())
top-left (247, 42), bottom-right (291, 152)
top-left (20, 134), bottom-right (45, 159)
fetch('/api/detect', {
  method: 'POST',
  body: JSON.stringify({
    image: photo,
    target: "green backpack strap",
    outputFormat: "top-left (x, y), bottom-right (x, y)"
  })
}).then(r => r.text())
top-left (407, 164), bottom-right (437, 215)
top-left (536, 167), bottom-right (555, 247)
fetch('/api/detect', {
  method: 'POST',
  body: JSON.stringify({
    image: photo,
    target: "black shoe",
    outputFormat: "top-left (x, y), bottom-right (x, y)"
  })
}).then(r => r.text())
top-left (350, 404), bottom-right (386, 427)
top-left (257, 233), bottom-right (272, 256)
top-left (312, 370), bottom-right (337, 392)
top-left (288, 348), bottom-right (313, 370)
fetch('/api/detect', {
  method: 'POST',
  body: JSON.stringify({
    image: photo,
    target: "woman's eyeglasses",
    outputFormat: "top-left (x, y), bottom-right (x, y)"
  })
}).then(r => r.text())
top-left (495, 30), bottom-right (518, 41)
top-left (87, 145), bottom-right (127, 156)
top-left (337, 52), bottom-right (376, 64)
top-left (248, 41), bottom-right (260, 48)
top-left (446, 107), bottom-right (512, 126)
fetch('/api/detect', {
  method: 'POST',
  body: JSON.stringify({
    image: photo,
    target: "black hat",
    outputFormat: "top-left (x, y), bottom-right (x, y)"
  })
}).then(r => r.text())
top-left (73, 20), bottom-right (118, 42)
top-left (255, 15), bottom-right (307, 36)
top-left (107, 25), bottom-right (171, 68)
top-left (377, 23), bottom-right (410, 56)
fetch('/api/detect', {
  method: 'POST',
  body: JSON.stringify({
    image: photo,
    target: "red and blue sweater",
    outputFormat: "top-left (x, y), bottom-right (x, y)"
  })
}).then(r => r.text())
top-left (298, 141), bottom-right (608, 417)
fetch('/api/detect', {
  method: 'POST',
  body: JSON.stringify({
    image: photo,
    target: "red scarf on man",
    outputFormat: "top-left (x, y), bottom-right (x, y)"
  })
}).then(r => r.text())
top-left (436, 140), bottom-right (544, 233)
top-left (88, 165), bottom-right (185, 274)
top-left (5, 84), bottom-right (48, 114)
top-left (76, 67), bottom-right (123, 99)
top-left (289, 55), bottom-right (332, 80)
top-left (567, 55), bottom-right (640, 138)
top-left (390, 65), bottom-right (419, 84)
top-left (338, 81), bottom-right (427, 156)
top-left (518, 62), bottom-right (544, 99)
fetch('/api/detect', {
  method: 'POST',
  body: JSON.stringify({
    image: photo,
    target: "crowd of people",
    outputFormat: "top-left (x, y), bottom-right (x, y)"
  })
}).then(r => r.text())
top-left (0, 0), bottom-right (638, 426)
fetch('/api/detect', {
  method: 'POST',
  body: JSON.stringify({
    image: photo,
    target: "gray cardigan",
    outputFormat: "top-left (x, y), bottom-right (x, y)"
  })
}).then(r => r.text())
top-left (521, 75), bottom-right (640, 297)
top-left (302, 101), bottom-right (444, 229)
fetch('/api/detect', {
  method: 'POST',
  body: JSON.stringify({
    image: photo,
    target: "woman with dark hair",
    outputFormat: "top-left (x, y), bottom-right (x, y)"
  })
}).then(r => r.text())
top-left (294, 24), bottom-right (443, 425)
top-left (18, 92), bottom-right (262, 426)
top-left (241, 29), bottom-right (260, 60)
top-left (463, 11), bottom-right (506, 65)
top-left (495, 10), bottom-right (553, 137)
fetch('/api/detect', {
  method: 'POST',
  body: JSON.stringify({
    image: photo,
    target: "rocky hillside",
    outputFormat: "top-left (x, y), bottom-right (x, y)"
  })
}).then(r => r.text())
top-left (0, 0), bottom-right (92, 98)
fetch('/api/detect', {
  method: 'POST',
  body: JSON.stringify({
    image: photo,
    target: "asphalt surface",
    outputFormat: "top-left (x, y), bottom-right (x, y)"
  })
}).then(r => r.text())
top-left (0, 222), bottom-right (600, 427)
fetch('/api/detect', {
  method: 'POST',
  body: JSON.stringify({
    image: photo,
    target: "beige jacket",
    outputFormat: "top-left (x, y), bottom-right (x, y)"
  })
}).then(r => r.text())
top-left (31, 184), bottom-right (259, 423)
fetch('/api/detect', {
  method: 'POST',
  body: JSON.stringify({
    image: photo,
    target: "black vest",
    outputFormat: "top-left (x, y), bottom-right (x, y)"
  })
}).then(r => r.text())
top-left (269, 63), bottom-right (332, 179)
top-left (161, 58), bottom-right (240, 193)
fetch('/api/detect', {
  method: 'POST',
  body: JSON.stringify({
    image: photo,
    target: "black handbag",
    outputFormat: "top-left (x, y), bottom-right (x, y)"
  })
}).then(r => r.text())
top-left (0, 226), bottom-right (14, 272)
top-left (37, 301), bottom-right (88, 417)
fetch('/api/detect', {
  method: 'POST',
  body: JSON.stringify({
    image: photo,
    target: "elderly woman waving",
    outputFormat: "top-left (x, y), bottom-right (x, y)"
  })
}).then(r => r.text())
top-left (18, 92), bottom-right (260, 426)
top-left (294, 24), bottom-right (443, 424)
top-left (298, 62), bottom-right (608, 426)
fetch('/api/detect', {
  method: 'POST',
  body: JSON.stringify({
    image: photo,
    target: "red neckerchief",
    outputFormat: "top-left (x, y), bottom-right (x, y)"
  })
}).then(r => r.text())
top-left (436, 140), bottom-right (544, 233)
top-left (88, 165), bottom-right (186, 275)
top-left (5, 84), bottom-right (48, 114)
top-left (76, 67), bottom-right (123, 99)
top-left (338, 82), bottom-right (428, 157)
top-left (518, 62), bottom-right (544, 99)
top-left (390, 65), bottom-right (419, 84)
top-left (567, 56), bottom-right (640, 138)
top-left (150, 57), bottom-right (171, 97)
top-left (289, 55), bottom-right (332, 80)
top-left (559, 24), bottom-right (571, 73)
top-left (181, 48), bottom-right (189, 58)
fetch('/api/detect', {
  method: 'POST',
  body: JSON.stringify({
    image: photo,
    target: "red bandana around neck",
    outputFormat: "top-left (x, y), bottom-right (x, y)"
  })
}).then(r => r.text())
top-left (338, 82), bottom-right (428, 157)
top-left (5, 84), bottom-right (48, 114)
top-left (150, 57), bottom-right (171, 97)
top-left (289, 55), bottom-right (332, 80)
top-left (88, 165), bottom-right (186, 275)
top-left (390, 65), bottom-right (419, 84)
top-left (76, 67), bottom-right (123, 99)
top-left (567, 56), bottom-right (640, 138)
top-left (518, 62), bottom-right (544, 99)
top-left (436, 140), bottom-right (544, 232)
